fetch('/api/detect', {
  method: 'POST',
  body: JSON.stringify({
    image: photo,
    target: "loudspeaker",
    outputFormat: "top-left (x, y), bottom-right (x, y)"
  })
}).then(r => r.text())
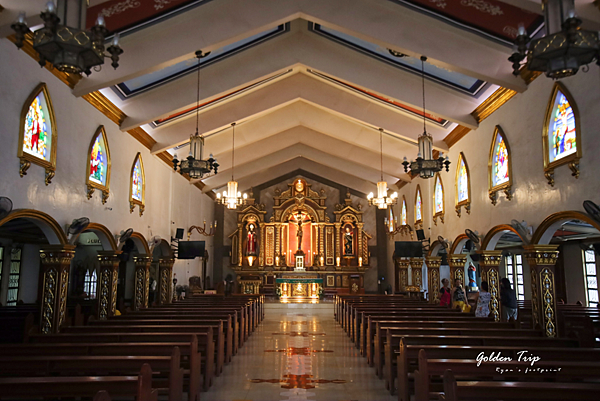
top-left (416, 229), bottom-right (426, 241)
top-left (175, 228), bottom-right (184, 240)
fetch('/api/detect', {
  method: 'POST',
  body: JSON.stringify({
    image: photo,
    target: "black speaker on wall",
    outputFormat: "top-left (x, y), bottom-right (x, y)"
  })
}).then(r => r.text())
top-left (416, 229), bottom-right (426, 241)
top-left (175, 228), bottom-right (184, 240)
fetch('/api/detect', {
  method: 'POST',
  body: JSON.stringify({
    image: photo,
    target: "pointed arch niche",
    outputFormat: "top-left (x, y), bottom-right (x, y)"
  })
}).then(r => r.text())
top-left (433, 173), bottom-right (444, 225)
top-left (414, 185), bottom-right (423, 227)
top-left (18, 83), bottom-right (57, 185)
top-left (130, 153), bottom-right (145, 216)
top-left (86, 126), bottom-right (111, 204)
top-left (488, 125), bottom-right (512, 205)
top-left (455, 152), bottom-right (471, 217)
top-left (401, 196), bottom-right (408, 226)
top-left (543, 82), bottom-right (581, 187)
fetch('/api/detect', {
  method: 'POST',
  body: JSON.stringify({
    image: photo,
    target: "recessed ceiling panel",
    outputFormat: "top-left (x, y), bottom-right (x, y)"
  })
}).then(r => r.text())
top-left (113, 23), bottom-right (289, 98)
top-left (310, 22), bottom-right (485, 96)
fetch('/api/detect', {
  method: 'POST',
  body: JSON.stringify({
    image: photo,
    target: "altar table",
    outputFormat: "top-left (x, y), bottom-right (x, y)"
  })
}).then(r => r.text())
top-left (276, 277), bottom-right (323, 300)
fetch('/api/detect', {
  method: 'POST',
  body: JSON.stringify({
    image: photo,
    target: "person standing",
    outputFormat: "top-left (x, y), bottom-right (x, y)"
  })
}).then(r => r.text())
top-left (439, 278), bottom-right (451, 307)
top-left (500, 278), bottom-right (518, 321)
top-left (474, 281), bottom-right (491, 318)
top-left (451, 278), bottom-right (471, 313)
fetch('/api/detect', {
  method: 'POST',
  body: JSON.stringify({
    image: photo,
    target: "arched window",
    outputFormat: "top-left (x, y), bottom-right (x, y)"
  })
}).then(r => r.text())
top-left (130, 153), bottom-right (145, 216)
top-left (86, 126), bottom-right (111, 204)
top-left (488, 125), bottom-right (512, 205)
top-left (387, 206), bottom-right (395, 233)
top-left (543, 82), bottom-right (581, 186)
top-left (455, 152), bottom-right (471, 217)
top-left (401, 196), bottom-right (407, 226)
top-left (83, 269), bottom-right (97, 299)
top-left (433, 173), bottom-right (444, 225)
top-left (18, 83), bottom-right (57, 185)
top-left (415, 185), bottom-right (423, 226)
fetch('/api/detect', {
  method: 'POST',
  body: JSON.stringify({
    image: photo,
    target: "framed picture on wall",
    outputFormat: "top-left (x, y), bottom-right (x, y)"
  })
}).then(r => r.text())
top-left (327, 275), bottom-right (335, 287)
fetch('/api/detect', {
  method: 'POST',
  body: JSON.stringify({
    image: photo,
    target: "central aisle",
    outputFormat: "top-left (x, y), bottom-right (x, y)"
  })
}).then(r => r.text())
top-left (204, 302), bottom-right (395, 401)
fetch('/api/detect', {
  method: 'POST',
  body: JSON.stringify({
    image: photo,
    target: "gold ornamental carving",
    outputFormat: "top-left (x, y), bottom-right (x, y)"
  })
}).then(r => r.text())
top-left (541, 267), bottom-right (557, 337)
top-left (409, 258), bottom-right (423, 289)
top-left (41, 268), bottom-right (57, 334)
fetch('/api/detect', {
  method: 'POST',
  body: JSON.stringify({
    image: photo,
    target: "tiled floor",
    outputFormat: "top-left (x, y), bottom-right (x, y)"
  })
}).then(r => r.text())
top-left (203, 303), bottom-right (396, 401)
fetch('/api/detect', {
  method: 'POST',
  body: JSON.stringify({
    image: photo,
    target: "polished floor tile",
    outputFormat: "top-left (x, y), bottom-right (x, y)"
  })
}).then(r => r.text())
top-left (202, 303), bottom-right (395, 401)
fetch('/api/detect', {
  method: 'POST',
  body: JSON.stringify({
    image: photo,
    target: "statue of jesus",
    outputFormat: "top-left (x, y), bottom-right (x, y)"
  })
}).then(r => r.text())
top-left (296, 212), bottom-right (303, 251)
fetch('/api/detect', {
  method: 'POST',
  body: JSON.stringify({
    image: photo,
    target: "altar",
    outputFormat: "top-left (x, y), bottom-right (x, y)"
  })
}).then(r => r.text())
top-left (229, 178), bottom-right (372, 295)
top-left (276, 276), bottom-right (323, 301)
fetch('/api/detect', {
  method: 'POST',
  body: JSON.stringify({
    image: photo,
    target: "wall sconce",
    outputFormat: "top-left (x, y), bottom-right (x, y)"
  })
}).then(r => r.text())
top-left (359, 257), bottom-right (363, 267)
top-left (188, 220), bottom-right (217, 237)
top-left (320, 255), bottom-right (324, 266)
top-left (336, 256), bottom-right (340, 266)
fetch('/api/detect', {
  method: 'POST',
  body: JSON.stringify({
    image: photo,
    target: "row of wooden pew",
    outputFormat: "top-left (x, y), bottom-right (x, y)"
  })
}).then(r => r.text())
top-left (0, 294), bottom-right (264, 400)
top-left (335, 294), bottom-right (600, 401)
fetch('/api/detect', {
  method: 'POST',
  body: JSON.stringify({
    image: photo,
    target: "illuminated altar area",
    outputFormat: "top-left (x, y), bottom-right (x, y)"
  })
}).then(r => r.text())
top-left (229, 179), bottom-right (372, 295)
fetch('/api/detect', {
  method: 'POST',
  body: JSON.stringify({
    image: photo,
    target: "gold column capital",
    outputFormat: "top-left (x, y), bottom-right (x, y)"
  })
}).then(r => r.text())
top-left (39, 245), bottom-right (76, 263)
top-left (447, 254), bottom-right (467, 267)
top-left (477, 250), bottom-right (503, 267)
top-left (523, 245), bottom-right (559, 266)
top-left (424, 256), bottom-right (442, 269)
top-left (134, 254), bottom-right (152, 266)
top-left (158, 257), bottom-right (175, 268)
top-left (397, 258), bottom-right (410, 269)
top-left (409, 257), bottom-right (423, 268)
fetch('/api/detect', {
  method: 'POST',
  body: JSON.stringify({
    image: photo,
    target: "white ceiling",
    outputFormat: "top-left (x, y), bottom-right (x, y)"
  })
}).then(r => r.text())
top-left (2, 0), bottom-right (580, 195)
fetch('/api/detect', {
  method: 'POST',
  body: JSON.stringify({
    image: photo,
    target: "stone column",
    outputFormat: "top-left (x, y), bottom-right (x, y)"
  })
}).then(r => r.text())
top-left (448, 254), bottom-right (467, 285)
top-left (133, 255), bottom-right (152, 311)
top-left (523, 245), bottom-right (560, 337)
top-left (158, 257), bottom-right (175, 305)
top-left (96, 251), bottom-right (121, 320)
top-left (425, 256), bottom-right (442, 304)
top-left (478, 251), bottom-right (502, 322)
top-left (409, 258), bottom-right (423, 289)
top-left (39, 245), bottom-right (75, 334)
top-left (397, 258), bottom-right (410, 292)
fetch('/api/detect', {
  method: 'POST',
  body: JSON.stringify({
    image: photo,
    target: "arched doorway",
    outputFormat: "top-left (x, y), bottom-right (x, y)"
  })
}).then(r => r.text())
top-left (150, 239), bottom-right (173, 306)
top-left (481, 224), bottom-right (528, 301)
top-left (0, 209), bottom-right (70, 336)
top-left (532, 211), bottom-right (600, 306)
top-left (116, 232), bottom-right (149, 309)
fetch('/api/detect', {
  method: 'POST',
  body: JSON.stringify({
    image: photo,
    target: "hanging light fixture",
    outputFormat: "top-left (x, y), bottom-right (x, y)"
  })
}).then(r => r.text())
top-left (172, 50), bottom-right (219, 180)
top-left (508, 0), bottom-right (599, 79)
top-left (367, 128), bottom-right (398, 209)
top-left (11, 1), bottom-right (124, 76)
top-left (402, 56), bottom-right (450, 179)
top-left (216, 123), bottom-right (247, 209)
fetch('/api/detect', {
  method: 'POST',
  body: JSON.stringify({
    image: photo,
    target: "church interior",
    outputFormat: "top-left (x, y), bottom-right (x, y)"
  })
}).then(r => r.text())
top-left (1, 0), bottom-right (600, 400)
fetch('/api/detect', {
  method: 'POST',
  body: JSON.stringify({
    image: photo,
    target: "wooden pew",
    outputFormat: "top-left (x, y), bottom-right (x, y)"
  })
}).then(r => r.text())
top-left (413, 349), bottom-right (600, 401)
top-left (0, 347), bottom-right (183, 401)
top-left (384, 332), bottom-right (579, 394)
top-left (63, 323), bottom-right (223, 376)
top-left (29, 331), bottom-right (212, 391)
top-left (0, 363), bottom-right (158, 401)
top-left (439, 369), bottom-right (600, 401)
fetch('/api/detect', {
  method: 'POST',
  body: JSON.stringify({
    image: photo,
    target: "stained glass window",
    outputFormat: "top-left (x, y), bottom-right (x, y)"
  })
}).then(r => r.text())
top-left (415, 186), bottom-right (422, 223)
top-left (457, 156), bottom-right (469, 202)
top-left (89, 133), bottom-right (108, 186)
top-left (584, 250), bottom-right (598, 307)
top-left (434, 175), bottom-right (444, 214)
top-left (492, 134), bottom-right (509, 186)
top-left (548, 90), bottom-right (576, 163)
top-left (401, 198), bottom-right (407, 225)
top-left (23, 93), bottom-right (52, 161)
top-left (132, 156), bottom-right (143, 202)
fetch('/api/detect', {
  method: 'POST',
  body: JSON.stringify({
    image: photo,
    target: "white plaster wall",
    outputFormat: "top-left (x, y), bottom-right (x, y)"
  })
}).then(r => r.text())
top-left (394, 67), bottom-right (600, 298)
top-left (0, 39), bottom-right (214, 292)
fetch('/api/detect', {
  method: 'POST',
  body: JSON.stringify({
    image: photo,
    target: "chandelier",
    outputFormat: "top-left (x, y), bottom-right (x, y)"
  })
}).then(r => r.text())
top-left (216, 123), bottom-right (247, 209)
top-left (11, 1), bottom-right (124, 76)
top-left (172, 50), bottom-right (219, 180)
top-left (402, 56), bottom-right (450, 179)
top-left (508, 0), bottom-right (599, 79)
top-left (367, 128), bottom-right (398, 209)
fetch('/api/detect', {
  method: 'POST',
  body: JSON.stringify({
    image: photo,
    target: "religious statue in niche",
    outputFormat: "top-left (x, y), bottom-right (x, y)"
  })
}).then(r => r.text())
top-left (344, 226), bottom-right (354, 256)
top-left (295, 211), bottom-right (304, 251)
top-left (246, 223), bottom-right (258, 256)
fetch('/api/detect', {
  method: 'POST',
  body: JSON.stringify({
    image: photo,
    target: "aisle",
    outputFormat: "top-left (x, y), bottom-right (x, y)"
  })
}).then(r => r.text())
top-left (204, 302), bottom-right (395, 401)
